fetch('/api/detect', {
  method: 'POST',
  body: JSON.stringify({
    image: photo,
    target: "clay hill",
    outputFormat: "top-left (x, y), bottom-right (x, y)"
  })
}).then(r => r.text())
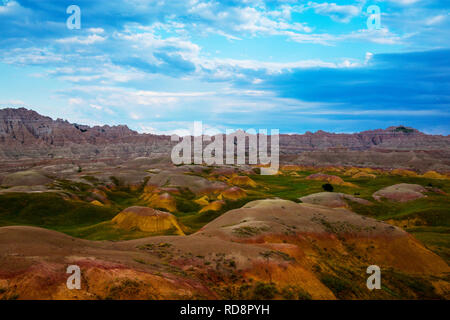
top-left (0, 199), bottom-right (448, 300)
top-left (112, 206), bottom-right (185, 235)
top-left (1, 108), bottom-right (449, 172)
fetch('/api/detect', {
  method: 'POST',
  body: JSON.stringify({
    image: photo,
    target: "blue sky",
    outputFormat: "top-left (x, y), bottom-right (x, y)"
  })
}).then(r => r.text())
top-left (0, 0), bottom-right (449, 134)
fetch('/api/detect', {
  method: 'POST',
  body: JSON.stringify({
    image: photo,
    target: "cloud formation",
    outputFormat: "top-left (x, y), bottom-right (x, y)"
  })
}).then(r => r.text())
top-left (0, 0), bottom-right (448, 134)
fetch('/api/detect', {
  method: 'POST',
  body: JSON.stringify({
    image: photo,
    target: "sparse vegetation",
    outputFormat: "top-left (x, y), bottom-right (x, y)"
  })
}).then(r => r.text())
top-left (320, 274), bottom-right (355, 299)
top-left (233, 226), bottom-right (268, 237)
top-left (281, 286), bottom-right (312, 300)
top-left (0, 192), bottom-right (117, 228)
top-left (0, 163), bottom-right (448, 300)
top-left (252, 282), bottom-right (278, 300)
top-left (395, 126), bottom-right (414, 134)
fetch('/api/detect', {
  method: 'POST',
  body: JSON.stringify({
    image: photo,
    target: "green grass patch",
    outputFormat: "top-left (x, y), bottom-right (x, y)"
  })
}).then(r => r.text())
top-left (0, 192), bottom-right (118, 228)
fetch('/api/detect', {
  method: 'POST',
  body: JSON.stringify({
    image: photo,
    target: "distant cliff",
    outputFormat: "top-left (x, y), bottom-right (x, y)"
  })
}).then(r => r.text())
top-left (1, 108), bottom-right (449, 171)
top-left (0, 108), bottom-right (173, 160)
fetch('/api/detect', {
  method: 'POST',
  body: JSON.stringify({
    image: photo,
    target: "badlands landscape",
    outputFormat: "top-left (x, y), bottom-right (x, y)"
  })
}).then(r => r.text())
top-left (0, 108), bottom-right (449, 300)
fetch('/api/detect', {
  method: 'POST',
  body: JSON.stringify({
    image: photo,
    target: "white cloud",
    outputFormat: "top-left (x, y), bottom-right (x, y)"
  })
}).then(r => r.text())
top-left (0, 0), bottom-right (21, 14)
top-left (68, 98), bottom-right (84, 106)
top-left (425, 14), bottom-right (446, 26)
top-left (89, 104), bottom-right (103, 110)
top-left (364, 52), bottom-right (374, 64)
top-left (0, 48), bottom-right (64, 65)
top-left (56, 34), bottom-right (107, 45)
top-left (287, 27), bottom-right (404, 45)
top-left (87, 28), bottom-right (105, 34)
top-left (307, 2), bottom-right (361, 23)
top-left (139, 125), bottom-right (192, 137)
top-left (385, 0), bottom-right (422, 5)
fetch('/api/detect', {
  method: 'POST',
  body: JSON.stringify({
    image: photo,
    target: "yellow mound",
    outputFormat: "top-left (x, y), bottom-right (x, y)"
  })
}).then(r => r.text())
top-left (320, 166), bottom-right (344, 173)
top-left (343, 168), bottom-right (360, 176)
top-left (90, 200), bottom-right (104, 207)
top-left (281, 165), bottom-right (307, 171)
top-left (391, 169), bottom-right (418, 177)
top-left (229, 175), bottom-right (257, 188)
top-left (142, 185), bottom-right (156, 193)
top-left (359, 167), bottom-right (380, 174)
top-left (91, 189), bottom-right (110, 205)
top-left (218, 187), bottom-right (247, 201)
top-left (140, 192), bottom-right (177, 212)
top-left (194, 195), bottom-right (210, 206)
top-left (422, 171), bottom-right (448, 180)
top-left (112, 206), bottom-right (184, 235)
top-left (352, 172), bottom-right (376, 179)
top-left (199, 200), bottom-right (225, 213)
top-left (344, 167), bottom-right (380, 176)
top-left (306, 173), bottom-right (357, 188)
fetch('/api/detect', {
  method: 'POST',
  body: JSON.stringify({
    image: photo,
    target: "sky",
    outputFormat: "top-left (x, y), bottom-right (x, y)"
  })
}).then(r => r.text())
top-left (0, 0), bottom-right (449, 135)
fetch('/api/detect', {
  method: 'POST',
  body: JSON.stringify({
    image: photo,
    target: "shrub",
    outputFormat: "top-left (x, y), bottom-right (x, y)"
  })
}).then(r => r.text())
top-left (252, 282), bottom-right (278, 300)
top-left (281, 286), bottom-right (312, 300)
top-left (394, 126), bottom-right (414, 134)
top-left (322, 183), bottom-right (334, 192)
top-left (175, 198), bottom-right (200, 213)
top-left (320, 274), bottom-right (353, 299)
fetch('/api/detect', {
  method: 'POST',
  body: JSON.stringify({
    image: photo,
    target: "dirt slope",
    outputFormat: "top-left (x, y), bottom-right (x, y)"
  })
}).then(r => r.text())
top-left (0, 199), bottom-right (448, 300)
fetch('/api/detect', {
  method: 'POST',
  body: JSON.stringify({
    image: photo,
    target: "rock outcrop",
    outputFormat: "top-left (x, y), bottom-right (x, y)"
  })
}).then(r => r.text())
top-left (0, 108), bottom-right (173, 160)
top-left (1, 108), bottom-right (450, 171)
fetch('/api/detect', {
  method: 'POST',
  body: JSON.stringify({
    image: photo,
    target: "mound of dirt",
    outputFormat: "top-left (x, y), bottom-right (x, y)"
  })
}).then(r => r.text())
top-left (299, 192), bottom-right (371, 208)
top-left (352, 172), bottom-right (376, 179)
top-left (343, 168), bottom-right (360, 176)
top-left (229, 175), bottom-right (257, 187)
top-left (373, 184), bottom-right (427, 202)
top-left (1, 170), bottom-right (52, 187)
top-left (194, 195), bottom-right (210, 206)
top-left (218, 187), bottom-right (247, 200)
top-left (146, 171), bottom-right (227, 194)
top-left (112, 206), bottom-right (184, 235)
top-left (109, 170), bottom-right (151, 190)
top-left (1, 197), bottom-right (449, 300)
top-left (0, 226), bottom-right (204, 300)
top-left (89, 189), bottom-right (110, 205)
top-left (0, 185), bottom-right (55, 194)
top-left (422, 171), bottom-right (448, 179)
top-left (90, 200), bottom-right (104, 206)
top-left (390, 169), bottom-right (418, 177)
top-left (211, 167), bottom-right (239, 177)
top-left (140, 192), bottom-right (177, 212)
top-left (199, 200), bottom-right (225, 213)
top-left (344, 167), bottom-right (380, 177)
top-left (306, 173), bottom-right (357, 187)
top-left (198, 199), bottom-right (449, 275)
top-left (281, 165), bottom-right (307, 171)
